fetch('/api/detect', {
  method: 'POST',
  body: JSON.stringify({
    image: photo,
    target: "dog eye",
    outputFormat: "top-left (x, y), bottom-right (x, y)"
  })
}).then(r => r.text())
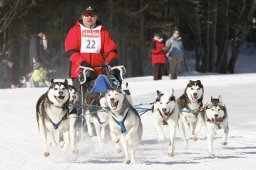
top-left (218, 108), bottom-right (220, 111)
top-left (191, 88), bottom-right (194, 90)
top-left (54, 88), bottom-right (58, 90)
top-left (159, 102), bottom-right (162, 104)
top-left (211, 109), bottom-right (214, 111)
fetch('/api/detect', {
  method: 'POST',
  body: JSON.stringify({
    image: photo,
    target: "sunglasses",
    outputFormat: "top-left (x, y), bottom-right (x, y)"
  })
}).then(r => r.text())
top-left (84, 13), bottom-right (97, 17)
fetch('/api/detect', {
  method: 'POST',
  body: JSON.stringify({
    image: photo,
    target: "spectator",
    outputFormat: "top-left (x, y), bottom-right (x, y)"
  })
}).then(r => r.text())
top-left (29, 32), bottom-right (48, 74)
top-left (31, 62), bottom-right (47, 87)
top-left (0, 55), bottom-right (14, 89)
top-left (165, 27), bottom-right (184, 80)
top-left (151, 33), bottom-right (167, 80)
top-left (65, 6), bottom-right (120, 101)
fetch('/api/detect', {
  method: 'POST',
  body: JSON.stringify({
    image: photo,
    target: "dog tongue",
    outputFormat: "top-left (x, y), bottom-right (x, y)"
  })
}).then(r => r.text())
top-left (111, 101), bottom-right (118, 108)
top-left (56, 96), bottom-right (64, 103)
top-left (163, 113), bottom-right (169, 121)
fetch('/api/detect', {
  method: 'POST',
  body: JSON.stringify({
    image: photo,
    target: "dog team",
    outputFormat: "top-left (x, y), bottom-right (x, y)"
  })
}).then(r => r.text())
top-left (36, 79), bottom-right (229, 163)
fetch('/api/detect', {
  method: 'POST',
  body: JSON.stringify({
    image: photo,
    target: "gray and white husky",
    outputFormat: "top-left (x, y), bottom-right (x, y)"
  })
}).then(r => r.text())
top-left (152, 89), bottom-right (179, 157)
top-left (36, 79), bottom-right (77, 157)
top-left (204, 96), bottom-right (229, 155)
top-left (85, 82), bottom-right (132, 143)
top-left (105, 89), bottom-right (143, 164)
top-left (177, 80), bottom-right (204, 147)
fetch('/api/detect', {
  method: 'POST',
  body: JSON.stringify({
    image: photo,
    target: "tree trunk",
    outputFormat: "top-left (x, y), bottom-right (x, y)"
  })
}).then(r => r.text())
top-left (216, 0), bottom-right (229, 73)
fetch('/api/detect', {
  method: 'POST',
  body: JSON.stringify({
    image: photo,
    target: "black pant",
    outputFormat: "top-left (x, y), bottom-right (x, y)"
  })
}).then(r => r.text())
top-left (72, 78), bottom-right (95, 103)
top-left (152, 63), bottom-right (164, 80)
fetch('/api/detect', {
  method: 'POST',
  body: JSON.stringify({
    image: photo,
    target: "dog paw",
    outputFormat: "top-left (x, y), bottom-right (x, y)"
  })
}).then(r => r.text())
top-left (59, 141), bottom-right (64, 148)
top-left (88, 131), bottom-right (93, 137)
top-left (116, 148), bottom-right (122, 153)
top-left (208, 152), bottom-right (215, 156)
top-left (222, 142), bottom-right (227, 145)
top-left (72, 149), bottom-right (78, 154)
top-left (168, 152), bottom-right (174, 157)
top-left (158, 136), bottom-right (165, 142)
top-left (43, 152), bottom-right (50, 157)
top-left (192, 135), bottom-right (198, 141)
top-left (124, 159), bottom-right (131, 164)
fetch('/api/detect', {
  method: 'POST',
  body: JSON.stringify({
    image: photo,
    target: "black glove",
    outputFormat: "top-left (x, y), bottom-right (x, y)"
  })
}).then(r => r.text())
top-left (85, 69), bottom-right (97, 81)
top-left (81, 61), bottom-right (90, 67)
top-left (111, 68), bottom-right (122, 86)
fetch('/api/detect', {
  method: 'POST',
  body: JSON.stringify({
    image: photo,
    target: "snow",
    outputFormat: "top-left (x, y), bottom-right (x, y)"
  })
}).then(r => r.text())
top-left (1, 48), bottom-right (256, 170)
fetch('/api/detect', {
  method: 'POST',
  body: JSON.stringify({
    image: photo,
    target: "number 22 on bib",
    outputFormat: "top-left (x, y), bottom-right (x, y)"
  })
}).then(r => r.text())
top-left (80, 25), bottom-right (102, 53)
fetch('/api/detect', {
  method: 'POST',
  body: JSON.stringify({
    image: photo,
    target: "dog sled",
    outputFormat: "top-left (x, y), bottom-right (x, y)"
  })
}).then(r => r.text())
top-left (72, 64), bottom-right (153, 129)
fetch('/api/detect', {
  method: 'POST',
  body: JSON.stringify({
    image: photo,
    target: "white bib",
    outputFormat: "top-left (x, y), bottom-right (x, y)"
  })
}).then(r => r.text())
top-left (80, 24), bottom-right (102, 53)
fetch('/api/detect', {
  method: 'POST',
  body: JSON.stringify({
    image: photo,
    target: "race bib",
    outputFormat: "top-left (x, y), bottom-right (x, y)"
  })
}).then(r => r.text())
top-left (80, 24), bottom-right (102, 53)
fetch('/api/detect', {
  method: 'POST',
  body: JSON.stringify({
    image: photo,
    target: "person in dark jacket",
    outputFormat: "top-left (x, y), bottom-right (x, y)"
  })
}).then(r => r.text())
top-left (0, 55), bottom-right (13, 89)
top-left (151, 33), bottom-right (167, 80)
top-left (29, 32), bottom-right (47, 73)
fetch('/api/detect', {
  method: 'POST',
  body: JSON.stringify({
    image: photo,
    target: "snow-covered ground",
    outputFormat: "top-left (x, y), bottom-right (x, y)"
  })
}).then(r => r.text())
top-left (0, 48), bottom-right (256, 170)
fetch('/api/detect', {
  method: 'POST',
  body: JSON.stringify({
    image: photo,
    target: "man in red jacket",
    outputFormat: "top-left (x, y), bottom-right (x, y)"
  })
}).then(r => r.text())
top-left (65, 6), bottom-right (120, 100)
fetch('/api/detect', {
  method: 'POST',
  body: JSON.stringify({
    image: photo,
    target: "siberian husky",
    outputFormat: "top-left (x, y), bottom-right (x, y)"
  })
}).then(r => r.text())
top-left (59, 84), bottom-right (78, 147)
top-left (85, 82), bottom-right (132, 143)
top-left (177, 80), bottom-right (204, 147)
top-left (68, 85), bottom-right (78, 111)
top-left (204, 96), bottom-right (229, 155)
top-left (36, 79), bottom-right (77, 156)
top-left (152, 89), bottom-right (179, 157)
top-left (105, 89), bottom-right (143, 164)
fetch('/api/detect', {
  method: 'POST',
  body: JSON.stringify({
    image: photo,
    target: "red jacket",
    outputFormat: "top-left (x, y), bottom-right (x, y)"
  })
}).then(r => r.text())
top-left (151, 38), bottom-right (166, 64)
top-left (65, 21), bottom-right (118, 78)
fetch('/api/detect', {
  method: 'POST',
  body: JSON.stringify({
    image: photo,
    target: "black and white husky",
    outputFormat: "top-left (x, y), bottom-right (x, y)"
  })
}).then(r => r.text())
top-left (177, 80), bottom-right (204, 147)
top-left (105, 89), bottom-right (143, 164)
top-left (204, 96), bottom-right (229, 155)
top-left (36, 79), bottom-right (77, 156)
top-left (152, 89), bottom-right (179, 157)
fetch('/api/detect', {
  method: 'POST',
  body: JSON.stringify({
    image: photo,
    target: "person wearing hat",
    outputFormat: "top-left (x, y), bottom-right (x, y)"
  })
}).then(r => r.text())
top-left (31, 62), bottom-right (47, 87)
top-left (151, 33), bottom-right (167, 80)
top-left (0, 55), bottom-right (14, 89)
top-left (65, 6), bottom-right (120, 100)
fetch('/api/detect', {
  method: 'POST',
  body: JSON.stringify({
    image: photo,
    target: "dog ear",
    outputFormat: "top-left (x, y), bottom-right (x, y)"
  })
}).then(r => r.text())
top-left (156, 90), bottom-right (161, 102)
top-left (50, 79), bottom-right (54, 85)
top-left (64, 79), bottom-right (68, 85)
top-left (218, 95), bottom-right (222, 102)
top-left (196, 80), bottom-right (201, 84)
top-left (171, 88), bottom-right (174, 95)
top-left (218, 95), bottom-right (225, 106)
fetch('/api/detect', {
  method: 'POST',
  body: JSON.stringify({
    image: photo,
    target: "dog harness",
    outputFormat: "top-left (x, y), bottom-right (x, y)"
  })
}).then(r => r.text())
top-left (112, 108), bottom-right (129, 133)
top-left (49, 114), bottom-right (68, 129)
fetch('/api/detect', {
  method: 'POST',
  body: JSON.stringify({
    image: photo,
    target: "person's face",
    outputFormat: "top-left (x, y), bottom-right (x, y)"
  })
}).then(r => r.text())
top-left (173, 31), bottom-right (180, 38)
top-left (82, 13), bottom-right (98, 27)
